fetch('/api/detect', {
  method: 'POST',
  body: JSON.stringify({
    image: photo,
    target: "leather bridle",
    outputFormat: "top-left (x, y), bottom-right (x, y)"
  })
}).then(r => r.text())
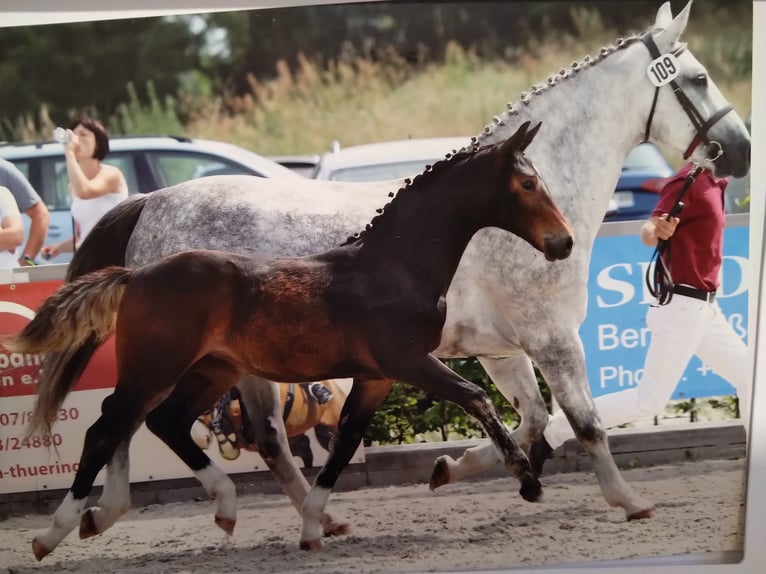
top-left (641, 33), bottom-right (733, 160)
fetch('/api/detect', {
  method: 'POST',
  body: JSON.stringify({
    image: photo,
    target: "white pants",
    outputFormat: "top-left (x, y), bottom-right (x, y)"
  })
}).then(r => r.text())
top-left (544, 293), bottom-right (751, 449)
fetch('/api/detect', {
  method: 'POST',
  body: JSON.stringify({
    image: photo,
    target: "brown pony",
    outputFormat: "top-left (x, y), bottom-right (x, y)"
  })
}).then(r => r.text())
top-left (191, 380), bottom-right (350, 466)
top-left (6, 121), bottom-right (573, 559)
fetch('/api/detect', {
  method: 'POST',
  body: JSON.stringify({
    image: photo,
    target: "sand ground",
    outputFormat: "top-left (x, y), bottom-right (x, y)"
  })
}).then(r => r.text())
top-left (0, 458), bottom-right (746, 574)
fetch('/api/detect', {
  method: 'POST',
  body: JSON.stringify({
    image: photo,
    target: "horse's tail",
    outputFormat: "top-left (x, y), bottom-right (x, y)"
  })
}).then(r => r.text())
top-left (21, 195), bottom-right (152, 439)
top-left (3, 267), bottom-right (133, 437)
top-left (66, 193), bottom-right (149, 281)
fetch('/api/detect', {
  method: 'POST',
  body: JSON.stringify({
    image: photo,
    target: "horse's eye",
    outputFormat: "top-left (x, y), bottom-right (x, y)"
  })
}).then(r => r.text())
top-left (521, 179), bottom-right (536, 191)
top-left (692, 73), bottom-right (708, 87)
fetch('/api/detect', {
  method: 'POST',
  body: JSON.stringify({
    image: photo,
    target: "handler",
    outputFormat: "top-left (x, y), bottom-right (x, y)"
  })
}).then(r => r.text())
top-left (530, 162), bottom-right (751, 476)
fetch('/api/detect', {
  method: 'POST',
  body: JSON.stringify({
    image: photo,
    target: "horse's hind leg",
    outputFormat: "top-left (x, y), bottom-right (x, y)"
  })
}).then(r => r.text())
top-left (529, 336), bottom-right (654, 520)
top-left (237, 376), bottom-right (350, 537)
top-left (300, 378), bottom-right (393, 550)
top-left (288, 433), bottom-right (314, 468)
top-left (145, 356), bottom-right (243, 535)
top-left (431, 354), bottom-right (547, 488)
top-left (78, 440), bottom-right (131, 539)
top-left (33, 392), bottom-right (145, 561)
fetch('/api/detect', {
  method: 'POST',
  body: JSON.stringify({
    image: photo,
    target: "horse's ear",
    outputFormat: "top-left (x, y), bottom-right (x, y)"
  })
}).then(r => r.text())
top-left (653, 2), bottom-right (674, 29)
top-left (655, 0), bottom-right (691, 46)
top-left (519, 121), bottom-right (542, 152)
top-left (506, 120), bottom-right (531, 152)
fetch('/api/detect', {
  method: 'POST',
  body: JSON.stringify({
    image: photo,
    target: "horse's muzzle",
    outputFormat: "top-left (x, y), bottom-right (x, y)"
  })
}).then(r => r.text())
top-left (543, 235), bottom-right (574, 261)
top-left (709, 137), bottom-right (751, 179)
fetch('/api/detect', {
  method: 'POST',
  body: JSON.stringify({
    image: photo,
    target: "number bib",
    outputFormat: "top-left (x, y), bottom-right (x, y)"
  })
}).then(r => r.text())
top-left (647, 52), bottom-right (680, 87)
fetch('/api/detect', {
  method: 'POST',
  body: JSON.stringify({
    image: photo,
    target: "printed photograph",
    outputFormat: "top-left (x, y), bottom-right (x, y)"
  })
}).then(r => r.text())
top-left (0, 1), bottom-right (755, 572)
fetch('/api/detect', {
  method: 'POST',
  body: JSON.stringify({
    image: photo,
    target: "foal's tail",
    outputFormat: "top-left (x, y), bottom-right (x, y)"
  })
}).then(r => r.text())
top-left (3, 267), bottom-right (133, 437)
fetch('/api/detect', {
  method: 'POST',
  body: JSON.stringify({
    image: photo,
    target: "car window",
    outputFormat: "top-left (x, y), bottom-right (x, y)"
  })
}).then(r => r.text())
top-left (149, 152), bottom-right (257, 187)
top-left (328, 159), bottom-right (435, 182)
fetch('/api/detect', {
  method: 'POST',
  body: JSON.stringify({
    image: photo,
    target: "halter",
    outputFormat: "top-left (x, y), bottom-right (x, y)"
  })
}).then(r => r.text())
top-left (641, 33), bottom-right (732, 160)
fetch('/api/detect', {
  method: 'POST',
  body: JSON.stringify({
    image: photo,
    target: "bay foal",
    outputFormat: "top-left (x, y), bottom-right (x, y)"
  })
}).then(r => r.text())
top-left (8, 121), bottom-right (573, 558)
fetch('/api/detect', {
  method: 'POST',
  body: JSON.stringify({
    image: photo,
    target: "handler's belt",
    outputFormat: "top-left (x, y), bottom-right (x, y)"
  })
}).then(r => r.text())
top-left (672, 284), bottom-right (716, 303)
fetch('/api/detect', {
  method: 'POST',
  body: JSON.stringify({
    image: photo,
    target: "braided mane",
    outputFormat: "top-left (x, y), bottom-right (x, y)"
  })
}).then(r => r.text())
top-left (341, 145), bottom-right (481, 246)
top-left (472, 31), bottom-right (646, 146)
top-left (341, 27), bottom-right (649, 247)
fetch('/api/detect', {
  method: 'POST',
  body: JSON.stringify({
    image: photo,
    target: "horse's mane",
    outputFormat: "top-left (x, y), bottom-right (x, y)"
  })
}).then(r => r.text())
top-left (341, 27), bottom-right (650, 247)
top-left (341, 144), bottom-right (483, 246)
top-left (473, 31), bottom-right (647, 145)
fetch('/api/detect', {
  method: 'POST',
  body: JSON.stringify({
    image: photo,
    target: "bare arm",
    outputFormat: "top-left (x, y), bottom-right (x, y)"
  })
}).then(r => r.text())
top-left (20, 200), bottom-right (51, 262)
top-left (64, 147), bottom-right (123, 199)
top-left (0, 213), bottom-right (24, 252)
top-left (640, 214), bottom-right (679, 247)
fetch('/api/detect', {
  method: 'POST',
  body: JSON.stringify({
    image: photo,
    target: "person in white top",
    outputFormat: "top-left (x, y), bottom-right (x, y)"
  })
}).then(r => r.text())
top-left (40, 114), bottom-right (128, 259)
top-left (0, 185), bottom-right (24, 269)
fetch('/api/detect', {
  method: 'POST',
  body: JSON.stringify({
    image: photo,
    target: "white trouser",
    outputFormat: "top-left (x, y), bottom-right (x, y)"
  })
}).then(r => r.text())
top-left (544, 293), bottom-right (751, 450)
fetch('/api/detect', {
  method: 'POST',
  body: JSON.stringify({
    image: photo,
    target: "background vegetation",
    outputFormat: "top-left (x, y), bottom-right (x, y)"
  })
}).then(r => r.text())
top-left (0, 1), bottom-right (752, 445)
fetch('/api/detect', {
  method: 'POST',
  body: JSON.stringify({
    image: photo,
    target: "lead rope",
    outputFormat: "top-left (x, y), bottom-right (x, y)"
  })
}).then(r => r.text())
top-left (644, 163), bottom-right (703, 305)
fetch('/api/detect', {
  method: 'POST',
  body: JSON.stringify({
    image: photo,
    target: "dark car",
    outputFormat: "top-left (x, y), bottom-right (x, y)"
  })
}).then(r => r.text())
top-left (604, 142), bottom-right (675, 222)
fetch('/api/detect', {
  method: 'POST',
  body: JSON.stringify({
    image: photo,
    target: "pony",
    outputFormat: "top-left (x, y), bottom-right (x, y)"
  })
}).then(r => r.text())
top-left (54, 0), bottom-right (750, 542)
top-left (191, 380), bottom-right (352, 468)
top-left (8, 122), bottom-right (575, 558)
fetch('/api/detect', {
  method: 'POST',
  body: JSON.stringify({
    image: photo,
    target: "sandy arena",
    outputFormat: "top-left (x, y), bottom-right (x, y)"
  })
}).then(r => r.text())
top-left (0, 458), bottom-right (746, 573)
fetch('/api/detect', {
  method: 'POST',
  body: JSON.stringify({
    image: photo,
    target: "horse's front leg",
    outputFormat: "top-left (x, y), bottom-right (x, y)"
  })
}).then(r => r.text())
top-left (237, 375), bottom-right (350, 538)
top-left (528, 333), bottom-right (655, 520)
top-left (300, 378), bottom-right (393, 550)
top-left (402, 355), bottom-right (540, 502)
top-left (430, 353), bottom-right (548, 488)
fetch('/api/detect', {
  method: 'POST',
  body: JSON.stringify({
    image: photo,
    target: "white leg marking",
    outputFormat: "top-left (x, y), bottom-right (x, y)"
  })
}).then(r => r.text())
top-left (195, 463), bottom-right (237, 532)
top-left (301, 486), bottom-right (331, 548)
top-left (34, 491), bottom-right (86, 559)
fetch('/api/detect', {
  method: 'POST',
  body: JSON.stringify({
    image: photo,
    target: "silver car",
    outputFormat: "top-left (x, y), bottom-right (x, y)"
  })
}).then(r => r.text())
top-left (0, 135), bottom-right (300, 264)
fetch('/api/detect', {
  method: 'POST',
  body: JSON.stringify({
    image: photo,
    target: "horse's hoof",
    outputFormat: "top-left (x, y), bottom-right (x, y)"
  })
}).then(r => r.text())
top-left (627, 507), bottom-right (655, 521)
top-left (79, 508), bottom-right (99, 539)
top-left (32, 537), bottom-right (51, 561)
top-left (215, 515), bottom-right (236, 535)
top-left (429, 457), bottom-right (451, 490)
top-left (323, 521), bottom-right (351, 537)
top-left (519, 476), bottom-right (543, 502)
top-left (300, 538), bottom-right (322, 551)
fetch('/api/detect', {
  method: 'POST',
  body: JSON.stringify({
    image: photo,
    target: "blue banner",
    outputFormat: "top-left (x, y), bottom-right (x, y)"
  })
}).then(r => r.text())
top-left (580, 222), bottom-right (749, 400)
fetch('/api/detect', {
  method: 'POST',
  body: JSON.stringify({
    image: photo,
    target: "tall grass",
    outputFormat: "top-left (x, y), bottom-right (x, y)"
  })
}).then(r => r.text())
top-left (8, 19), bottom-right (751, 159)
top-left (173, 35), bottom-right (753, 158)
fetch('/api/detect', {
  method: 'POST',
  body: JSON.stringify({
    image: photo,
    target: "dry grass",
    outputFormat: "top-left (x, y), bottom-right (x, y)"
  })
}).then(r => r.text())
top-left (181, 36), bottom-right (751, 157)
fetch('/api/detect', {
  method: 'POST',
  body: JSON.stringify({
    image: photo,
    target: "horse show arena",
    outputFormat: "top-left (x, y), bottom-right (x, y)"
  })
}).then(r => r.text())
top-left (0, 458), bottom-right (745, 574)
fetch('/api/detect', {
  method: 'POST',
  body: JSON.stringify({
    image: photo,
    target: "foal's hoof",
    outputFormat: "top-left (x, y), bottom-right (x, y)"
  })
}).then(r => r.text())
top-left (627, 507), bottom-right (655, 521)
top-left (32, 537), bottom-right (51, 561)
top-left (429, 456), bottom-right (451, 490)
top-left (300, 538), bottom-right (322, 551)
top-left (321, 515), bottom-right (352, 537)
top-left (215, 515), bottom-right (236, 535)
top-left (79, 508), bottom-right (99, 539)
top-left (519, 476), bottom-right (543, 502)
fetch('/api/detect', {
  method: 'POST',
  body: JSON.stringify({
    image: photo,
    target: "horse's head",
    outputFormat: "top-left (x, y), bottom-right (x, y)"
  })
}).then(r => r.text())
top-left (493, 121), bottom-right (574, 262)
top-left (639, 1), bottom-right (750, 178)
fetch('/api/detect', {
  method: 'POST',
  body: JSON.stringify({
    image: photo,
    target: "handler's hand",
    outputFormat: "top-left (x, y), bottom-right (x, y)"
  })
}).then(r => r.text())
top-left (654, 215), bottom-right (679, 240)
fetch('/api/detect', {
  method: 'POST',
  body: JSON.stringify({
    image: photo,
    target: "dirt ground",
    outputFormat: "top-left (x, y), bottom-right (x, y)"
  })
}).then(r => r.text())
top-left (0, 458), bottom-right (746, 574)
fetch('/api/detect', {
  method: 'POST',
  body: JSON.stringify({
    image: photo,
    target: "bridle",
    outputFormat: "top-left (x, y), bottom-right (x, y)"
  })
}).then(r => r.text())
top-left (641, 33), bottom-right (733, 161)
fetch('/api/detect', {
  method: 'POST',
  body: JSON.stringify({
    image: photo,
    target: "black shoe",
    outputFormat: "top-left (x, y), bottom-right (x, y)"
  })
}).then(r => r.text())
top-left (308, 384), bottom-right (333, 405)
top-left (528, 436), bottom-right (554, 478)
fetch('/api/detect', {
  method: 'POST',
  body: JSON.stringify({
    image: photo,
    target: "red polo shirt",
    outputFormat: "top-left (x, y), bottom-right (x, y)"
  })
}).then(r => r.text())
top-left (651, 163), bottom-right (728, 292)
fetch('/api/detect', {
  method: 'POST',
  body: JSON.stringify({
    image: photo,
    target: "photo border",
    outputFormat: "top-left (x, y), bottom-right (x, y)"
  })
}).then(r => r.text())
top-left (0, 1), bottom-right (762, 572)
